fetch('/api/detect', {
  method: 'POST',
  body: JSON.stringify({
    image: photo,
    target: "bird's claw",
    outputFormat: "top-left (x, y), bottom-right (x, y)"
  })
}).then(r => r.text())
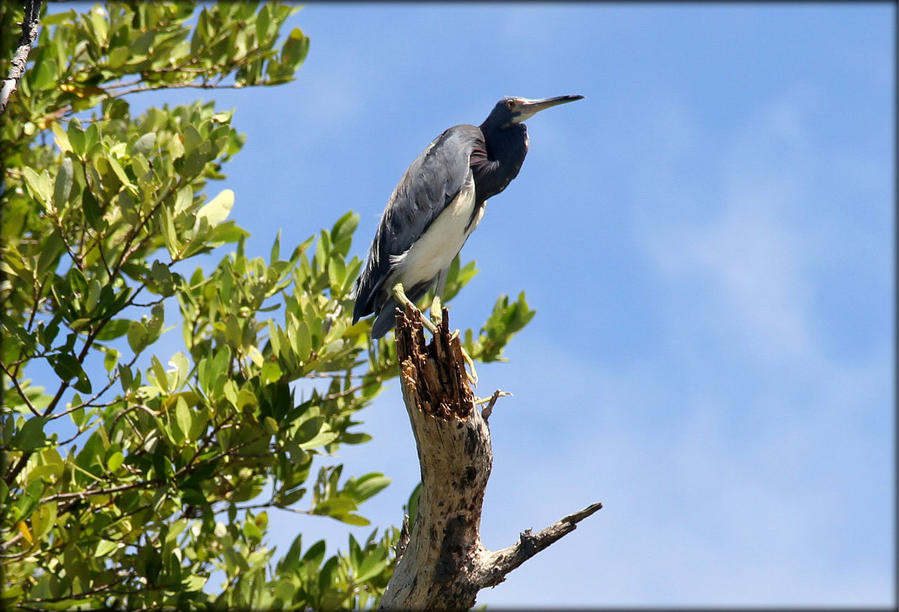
top-left (392, 283), bottom-right (438, 334)
top-left (464, 353), bottom-right (478, 387)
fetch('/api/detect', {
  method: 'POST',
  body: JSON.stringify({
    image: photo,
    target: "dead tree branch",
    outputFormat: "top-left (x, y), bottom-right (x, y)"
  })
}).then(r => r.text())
top-left (1, 0), bottom-right (42, 117)
top-left (380, 303), bottom-right (601, 609)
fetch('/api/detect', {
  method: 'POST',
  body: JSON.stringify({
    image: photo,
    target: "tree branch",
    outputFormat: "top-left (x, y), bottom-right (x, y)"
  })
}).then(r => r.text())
top-left (0, 0), bottom-right (42, 117)
top-left (0, 361), bottom-right (40, 416)
top-left (379, 304), bottom-right (601, 609)
top-left (476, 501), bottom-right (603, 589)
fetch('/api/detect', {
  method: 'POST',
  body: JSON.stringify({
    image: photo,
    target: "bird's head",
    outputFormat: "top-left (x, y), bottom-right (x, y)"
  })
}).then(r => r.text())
top-left (481, 95), bottom-right (584, 131)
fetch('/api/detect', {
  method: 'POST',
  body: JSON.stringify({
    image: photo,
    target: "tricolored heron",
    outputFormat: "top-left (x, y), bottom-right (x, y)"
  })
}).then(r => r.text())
top-left (352, 95), bottom-right (584, 339)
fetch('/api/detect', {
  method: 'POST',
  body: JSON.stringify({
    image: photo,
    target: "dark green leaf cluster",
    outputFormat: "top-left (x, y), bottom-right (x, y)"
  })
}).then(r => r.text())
top-left (0, 1), bottom-right (306, 129)
top-left (1, 2), bottom-right (534, 609)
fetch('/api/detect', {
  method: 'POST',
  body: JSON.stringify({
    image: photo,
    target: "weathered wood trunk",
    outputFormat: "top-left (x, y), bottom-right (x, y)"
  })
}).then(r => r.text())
top-left (379, 303), bottom-right (601, 609)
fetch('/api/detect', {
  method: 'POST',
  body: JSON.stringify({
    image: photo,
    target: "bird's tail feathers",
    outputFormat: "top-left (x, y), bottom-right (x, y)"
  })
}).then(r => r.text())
top-left (370, 298), bottom-right (400, 339)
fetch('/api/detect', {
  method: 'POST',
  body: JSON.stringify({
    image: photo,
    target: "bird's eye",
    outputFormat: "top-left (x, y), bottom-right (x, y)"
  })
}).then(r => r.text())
top-left (505, 100), bottom-right (515, 110)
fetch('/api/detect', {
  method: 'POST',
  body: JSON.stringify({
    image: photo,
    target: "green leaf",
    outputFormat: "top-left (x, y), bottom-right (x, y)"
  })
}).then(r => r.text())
top-left (355, 549), bottom-right (389, 583)
top-left (291, 320), bottom-right (312, 362)
top-left (108, 45), bottom-right (129, 69)
top-left (334, 512), bottom-right (370, 526)
top-left (106, 451), bottom-right (124, 472)
top-left (278, 533), bottom-right (303, 573)
top-left (278, 487), bottom-right (307, 507)
top-left (330, 211), bottom-right (358, 257)
top-left (53, 157), bottom-right (74, 207)
top-left (223, 380), bottom-right (238, 406)
top-left (16, 479), bottom-right (45, 521)
top-left (70, 405), bottom-right (86, 428)
top-left (313, 496), bottom-right (357, 517)
top-left (37, 234), bottom-right (64, 277)
top-left (407, 482), bottom-right (421, 525)
top-left (95, 539), bottom-right (119, 558)
top-left (472, 292), bottom-right (537, 362)
top-left (12, 417), bottom-right (47, 451)
top-left (127, 321), bottom-right (148, 352)
top-left (31, 58), bottom-right (57, 91)
top-left (118, 363), bottom-right (134, 392)
top-left (293, 417), bottom-right (324, 449)
top-left (23, 167), bottom-right (52, 206)
top-left (49, 354), bottom-right (91, 393)
top-left (170, 352), bottom-right (189, 386)
top-left (132, 132), bottom-right (157, 155)
top-left (89, 5), bottom-right (108, 44)
top-left (160, 206), bottom-right (180, 258)
top-left (107, 156), bottom-right (137, 192)
top-left (173, 185), bottom-right (193, 216)
top-left (150, 356), bottom-right (169, 392)
top-left (31, 501), bottom-right (57, 541)
top-left (175, 397), bottom-right (192, 441)
top-left (182, 574), bottom-right (207, 592)
top-left (81, 186), bottom-right (102, 229)
top-left (51, 122), bottom-right (72, 153)
top-left (242, 520), bottom-right (262, 541)
top-left (130, 29), bottom-right (155, 56)
top-left (347, 473), bottom-right (391, 503)
top-left (302, 539), bottom-right (326, 566)
top-left (95, 319), bottom-right (130, 341)
top-left (67, 120), bottom-right (86, 157)
top-left (263, 416), bottom-right (278, 435)
top-left (281, 27), bottom-right (309, 68)
top-left (270, 230), bottom-right (281, 262)
top-left (103, 348), bottom-right (119, 372)
top-left (84, 122), bottom-right (100, 154)
top-left (182, 124), bottom-right (203, 154)
top-left (195, 188), bottom-right (234, 228)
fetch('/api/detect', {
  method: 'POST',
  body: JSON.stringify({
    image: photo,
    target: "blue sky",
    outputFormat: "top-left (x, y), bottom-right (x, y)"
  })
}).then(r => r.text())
top-left (52, 2), bottom-right (895, 607)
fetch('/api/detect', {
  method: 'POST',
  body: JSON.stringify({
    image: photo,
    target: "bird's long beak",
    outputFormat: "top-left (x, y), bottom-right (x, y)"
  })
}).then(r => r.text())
top-left (512, 95), bottom-right (584, 123)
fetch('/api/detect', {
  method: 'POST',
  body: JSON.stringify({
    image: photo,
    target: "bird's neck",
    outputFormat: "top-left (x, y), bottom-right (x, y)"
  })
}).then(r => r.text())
top-left (476, 123), bottom-right (529, 201)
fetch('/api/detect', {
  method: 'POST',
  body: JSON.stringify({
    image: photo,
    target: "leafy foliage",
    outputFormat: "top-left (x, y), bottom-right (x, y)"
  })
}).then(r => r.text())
top-left (0, 2), bottom-right (533, 609)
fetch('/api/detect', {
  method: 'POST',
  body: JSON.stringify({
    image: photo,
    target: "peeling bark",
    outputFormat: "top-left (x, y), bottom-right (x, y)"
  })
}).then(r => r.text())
top-left (380, 303), bottom-right (601, 609)
top-left (1, 0), bottom-right (42, 117)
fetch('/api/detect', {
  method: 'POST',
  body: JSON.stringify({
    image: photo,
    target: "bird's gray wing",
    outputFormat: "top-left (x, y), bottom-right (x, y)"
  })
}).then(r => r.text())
top-left (352, 124), bottom-right (485, 322)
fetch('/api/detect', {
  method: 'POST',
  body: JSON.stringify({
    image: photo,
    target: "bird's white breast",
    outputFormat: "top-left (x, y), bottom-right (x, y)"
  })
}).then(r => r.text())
top-left (390, 174), bottom-right (482, 287)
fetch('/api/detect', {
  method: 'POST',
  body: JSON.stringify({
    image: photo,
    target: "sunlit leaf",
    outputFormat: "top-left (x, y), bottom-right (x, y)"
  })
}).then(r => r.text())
top-left (195, 188), bottom-right (234, 228)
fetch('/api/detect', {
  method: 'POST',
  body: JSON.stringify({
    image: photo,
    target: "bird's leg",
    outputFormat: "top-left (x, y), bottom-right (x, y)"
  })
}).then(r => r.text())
top-left (430, 269), bottom-right (448, 327)
top-left (462, 346), bottom-right (478, 386)
top-left (392, 283), bottom-right (438, 334)
top-left (391, 282), bottom-right (477, 386)
top-left (429, 294), bottom-right (443, 327)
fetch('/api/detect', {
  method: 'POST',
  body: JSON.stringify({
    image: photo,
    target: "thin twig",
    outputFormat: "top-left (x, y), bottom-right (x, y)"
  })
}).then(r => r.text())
top-left (0, 361), bottom-right (40, 416)
top-left (475, 389), bottom-right (512, 421)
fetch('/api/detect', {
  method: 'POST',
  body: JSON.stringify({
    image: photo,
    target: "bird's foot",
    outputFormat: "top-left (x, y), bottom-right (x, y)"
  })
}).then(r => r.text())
top-left (392, 283), bottom-right (438, 334)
